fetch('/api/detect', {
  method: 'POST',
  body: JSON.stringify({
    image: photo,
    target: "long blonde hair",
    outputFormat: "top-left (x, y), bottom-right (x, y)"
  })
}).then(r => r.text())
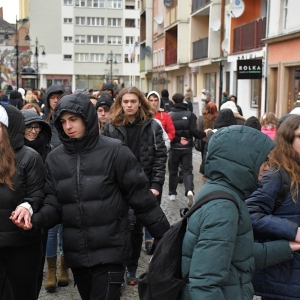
top-left (0, 123), bottom-right (16, 190)
top-left (110, 86), bottom-right (154, 126)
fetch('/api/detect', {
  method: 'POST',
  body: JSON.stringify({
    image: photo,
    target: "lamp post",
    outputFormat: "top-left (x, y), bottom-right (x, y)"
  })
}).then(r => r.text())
top-left (30, 37), bottom-right (46, 89)
top-left (4, 16), bottom-right (30, 89)
top-left (106, 51), bottom-right (117, 84)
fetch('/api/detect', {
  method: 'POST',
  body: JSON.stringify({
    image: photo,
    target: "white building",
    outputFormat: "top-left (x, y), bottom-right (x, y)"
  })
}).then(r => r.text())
top-left (29, 0), bottom-right (140, 91)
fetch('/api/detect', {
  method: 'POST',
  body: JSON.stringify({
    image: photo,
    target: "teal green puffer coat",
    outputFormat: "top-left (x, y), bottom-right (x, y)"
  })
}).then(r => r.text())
top-left (181, 125), bottom-right (293, 300)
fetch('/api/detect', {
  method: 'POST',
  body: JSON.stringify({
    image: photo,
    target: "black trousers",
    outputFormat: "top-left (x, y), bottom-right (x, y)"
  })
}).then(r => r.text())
top-left (72, 263), bottom-right (124, 300)
top-left (168, 148), bottom-right (194, 195)
top-left (0, 242), bottom-right (43, 300)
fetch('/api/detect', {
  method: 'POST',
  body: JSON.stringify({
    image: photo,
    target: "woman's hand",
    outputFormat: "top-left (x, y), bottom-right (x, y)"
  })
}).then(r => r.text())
top-left (151, 189), bottom-right (159, 197)
top-left (289, 241), bottom-right (300, 251)
top-left (10, 207), bottom-right (33, 230)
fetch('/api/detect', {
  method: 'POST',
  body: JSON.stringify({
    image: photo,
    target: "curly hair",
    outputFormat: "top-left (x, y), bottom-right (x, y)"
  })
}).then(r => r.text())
top-left (0, 123), bottom-right (16, 190)
top-left (110, 86), bottom-right (154, 126)
top-left (260, 112), bottom-right (279, 128)
top-left (202, 102), bottom-right (218, 130)
top-left (269, 115), bottom-right (300, 202)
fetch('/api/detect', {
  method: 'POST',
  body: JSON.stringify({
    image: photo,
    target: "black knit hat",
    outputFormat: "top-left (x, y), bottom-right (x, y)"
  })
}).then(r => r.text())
top-left (95, 97), bottom-right (114, 110)
top-left (245, 116), bottom-right (262, 131)
top-left (10, 90), bottom-right (21, 99)
top-left (214, 109), bottom-right (237, 129)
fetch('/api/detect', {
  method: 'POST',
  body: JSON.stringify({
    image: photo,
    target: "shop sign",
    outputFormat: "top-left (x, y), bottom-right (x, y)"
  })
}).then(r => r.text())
top-left (237, 59), bottom-right (262, 80)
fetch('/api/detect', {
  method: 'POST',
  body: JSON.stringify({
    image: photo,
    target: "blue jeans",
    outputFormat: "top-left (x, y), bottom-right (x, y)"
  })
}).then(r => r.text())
top-left (46, 224), bottom-right (64, 257)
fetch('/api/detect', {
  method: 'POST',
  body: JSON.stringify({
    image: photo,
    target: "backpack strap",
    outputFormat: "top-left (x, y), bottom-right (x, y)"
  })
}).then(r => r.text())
top-left (274, 168), bottom-right (290, 211)
top-left (182, 190), bottom-right (239, 221)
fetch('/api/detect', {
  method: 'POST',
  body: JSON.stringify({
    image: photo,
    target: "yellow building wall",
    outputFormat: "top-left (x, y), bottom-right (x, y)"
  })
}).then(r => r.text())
top-left (19, 0), bottom-right (29, 19)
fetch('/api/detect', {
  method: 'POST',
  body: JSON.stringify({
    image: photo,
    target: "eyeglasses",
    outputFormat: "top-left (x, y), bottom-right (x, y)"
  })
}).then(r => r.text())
top-left (25, 125), bottom-right (42, 132)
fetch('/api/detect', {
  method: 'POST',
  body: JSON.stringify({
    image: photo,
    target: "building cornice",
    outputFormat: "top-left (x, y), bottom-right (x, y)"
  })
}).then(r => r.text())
top-left (263, 30), bottom-right (300, 44)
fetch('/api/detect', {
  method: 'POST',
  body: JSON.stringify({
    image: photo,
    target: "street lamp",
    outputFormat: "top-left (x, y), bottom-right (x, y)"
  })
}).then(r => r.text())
top-left (29, 37), bottom-right (46, 89)
top-left (3, 16), bottom-right (30, 89)
top-left (106, 51), bottom-right (117, 84)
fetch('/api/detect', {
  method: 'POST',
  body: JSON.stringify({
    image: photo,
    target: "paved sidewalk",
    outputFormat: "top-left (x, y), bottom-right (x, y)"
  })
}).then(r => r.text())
top-left (38, 151), bottom-right (260, 300)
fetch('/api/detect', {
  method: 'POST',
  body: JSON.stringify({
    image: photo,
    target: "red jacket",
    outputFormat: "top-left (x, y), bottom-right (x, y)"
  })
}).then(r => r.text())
top-left (155, 110), bottom-right (175, 141)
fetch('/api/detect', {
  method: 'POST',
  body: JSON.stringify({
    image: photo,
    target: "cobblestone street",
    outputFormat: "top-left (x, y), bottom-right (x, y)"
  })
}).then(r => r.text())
top-left (38, 151), bottom-right (260, 300)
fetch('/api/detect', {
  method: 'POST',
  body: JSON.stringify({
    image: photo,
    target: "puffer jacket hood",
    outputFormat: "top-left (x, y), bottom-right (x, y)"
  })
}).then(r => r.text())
top-left (214, 108), bottom-right (237, 129)
top-left (101, 84), bottom-right (114, 98)
top-left (0, 104), bottom-right (24, 150)
top-left (43, 85), bottom-right (65, 118)
top-left (21, 109), bottom-right (52, 143)
top-left (53, 93), bottom-right (99, 153)
top-left (205, 125), bottom-right (275, 199)
top-left (147, 91), bottom-right (161, 112)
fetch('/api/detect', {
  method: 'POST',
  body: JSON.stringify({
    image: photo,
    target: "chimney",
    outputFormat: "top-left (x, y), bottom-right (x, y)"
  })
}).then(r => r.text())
top-left (0, 7), bottom-right (3, 19)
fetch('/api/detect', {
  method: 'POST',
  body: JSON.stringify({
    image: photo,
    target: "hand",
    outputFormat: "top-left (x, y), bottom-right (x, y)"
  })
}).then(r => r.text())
top-left (295, 227), bottom-right (300, 243)
top-left (180, 137), bottom-right (188, 145)
top-left (201, 174), bottom-right (207, 182)
top-left (10, 207), bottom-right (33, 230)
top-left (151, 189), bottom-right (159, 196)
top-left (289, 241), bottom-right (300, 251)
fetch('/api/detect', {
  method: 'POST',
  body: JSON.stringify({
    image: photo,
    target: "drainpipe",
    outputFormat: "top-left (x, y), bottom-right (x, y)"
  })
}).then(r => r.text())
top-left (219, 0), bottom-right (225, 107)
top-left (264, 0), bottom-right (271, 114)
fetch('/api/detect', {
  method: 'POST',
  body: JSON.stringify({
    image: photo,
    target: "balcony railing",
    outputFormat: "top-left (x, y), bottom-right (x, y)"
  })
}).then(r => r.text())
top-left (192, 0), bottom-right (210, 13)
top-left (166, 49), bottom-right (177, 66)
top-left (193, 38), bottom-right (208, 60)
top-left (165, 6), bottom-right (177, 27)
top-left (233, 17), bottom-right (266, 52)
top-left (140, 59), bottom-right (145, 72)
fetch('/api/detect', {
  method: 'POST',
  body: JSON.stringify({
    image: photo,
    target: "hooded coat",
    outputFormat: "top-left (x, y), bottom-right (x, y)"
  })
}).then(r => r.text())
top-left (21, 109), bottom-right (52, 162)
top-left (160, 89), bottom-right (173, 112)
top-left (42, 85), bottom-right (65, 148)
top-left (31, 93), bottom-right (170, 268)
top-left (181, 126), bottom-right (293, 300)
top-left (220, 101), bottom-right (245, 125)
top-left (0, 104), bottom-right (45, 248)
top-left (9, 90), bottom-right (23, 110)
top-left (147, 91), bottom-right (175, 141)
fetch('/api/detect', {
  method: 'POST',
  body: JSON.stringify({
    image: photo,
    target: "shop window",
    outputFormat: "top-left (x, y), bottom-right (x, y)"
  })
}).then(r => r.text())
top-left (205, 73), bottom-right (216, 102)
top-left (251, 79), bottom-right (261, 108)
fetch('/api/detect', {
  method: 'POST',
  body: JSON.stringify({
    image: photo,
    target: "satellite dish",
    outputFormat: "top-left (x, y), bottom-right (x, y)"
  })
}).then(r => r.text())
top-left (229, 0), bottom-right (245, 18)
top-left (221, 39), bottom-right (229, 53)
top-left (154, 14), bottom-right (164, 25)
top-left (210, 18), bottom-right (221, 31)
top-left (164, 0), bottom-right (173, 7)
top-left (145, 46), bottom-right (152, 56)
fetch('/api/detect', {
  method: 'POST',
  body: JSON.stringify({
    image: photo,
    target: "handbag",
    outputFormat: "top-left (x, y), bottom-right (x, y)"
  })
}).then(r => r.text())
top-left (194, 138), bottom-right (202, 152)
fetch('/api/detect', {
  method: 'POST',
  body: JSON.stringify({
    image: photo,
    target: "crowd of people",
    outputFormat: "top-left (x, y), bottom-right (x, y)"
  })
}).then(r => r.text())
top-left (0, 83), bottom-right (300, 300)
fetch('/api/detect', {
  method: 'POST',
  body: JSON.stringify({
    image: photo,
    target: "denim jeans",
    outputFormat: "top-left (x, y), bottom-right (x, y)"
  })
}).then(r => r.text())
top-left (46, 224), bottom-right (64, 257)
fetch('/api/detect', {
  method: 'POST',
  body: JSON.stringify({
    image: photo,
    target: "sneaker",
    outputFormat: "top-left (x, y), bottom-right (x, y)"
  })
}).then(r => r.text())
top-left (187, 191), bottom-right (194, 207)
top-left (169, 194), bottom-right (176, 201)
top-left (126, 270), bottom-right (138, 286)
top-left (145, 240), bottom-right (153, 255)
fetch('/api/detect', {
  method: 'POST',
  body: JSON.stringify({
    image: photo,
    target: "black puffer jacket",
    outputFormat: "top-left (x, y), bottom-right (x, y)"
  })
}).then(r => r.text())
top-left (103, 119), bottom-right (167, 190)
top-left (31, 94), bottom-right (170, 268)
top-left (0, 104), bottom-right (45, 248)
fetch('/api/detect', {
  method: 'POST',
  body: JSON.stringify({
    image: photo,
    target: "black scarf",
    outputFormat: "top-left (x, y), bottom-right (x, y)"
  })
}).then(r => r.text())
top-left (24, 132), bottom-right (48, 162)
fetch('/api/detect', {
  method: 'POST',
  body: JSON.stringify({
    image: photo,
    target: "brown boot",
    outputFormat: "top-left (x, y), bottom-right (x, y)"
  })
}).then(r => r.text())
top-left (57, 255), bottom-right (69, 287)
top-left (45, 256), bottom-right (57, 293)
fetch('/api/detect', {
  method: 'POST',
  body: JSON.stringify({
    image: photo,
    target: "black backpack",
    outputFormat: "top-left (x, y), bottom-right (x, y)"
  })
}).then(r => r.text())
top-left (138, 190), bottom-right (239, 300)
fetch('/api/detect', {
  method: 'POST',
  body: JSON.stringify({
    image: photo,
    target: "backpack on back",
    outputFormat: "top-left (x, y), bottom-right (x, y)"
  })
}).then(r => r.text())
top-left (138, 190), bottom-right (239, 300)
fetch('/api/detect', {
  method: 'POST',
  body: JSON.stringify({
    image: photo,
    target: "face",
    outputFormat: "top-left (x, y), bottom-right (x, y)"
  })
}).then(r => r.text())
top-left (60, 112), bottom-right (86, 139)
top-left (230, 97), bottom-right (236, 103)
top-left (92, 91), bottom-right (99, 97)
top-left (24, 122), bottom-right (41, 141)
top-left (49, 93), bottom-right (61, 110)
top-left (258, 157), bottom-right (270, 180)
top-left (148, 95), bottom-right (159, 110)
top-left (97, 106), bottom-right (111, 124)
top-left (121, 93), bottom-right (141, 122)
top-left (292, 125), bottom-right (300, 155)
top-left (90, 98), bottom-right (97, 107)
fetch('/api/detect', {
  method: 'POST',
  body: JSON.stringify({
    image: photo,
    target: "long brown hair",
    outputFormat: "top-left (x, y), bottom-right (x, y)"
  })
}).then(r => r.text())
top-left (202, 102), bottom-right (218, 130)
top-left (269, 115), bottom-right (300, 202)
top-left (0, 123), bottom-right (16, 190)
top-left (110, 86), bottom-right (154, 126)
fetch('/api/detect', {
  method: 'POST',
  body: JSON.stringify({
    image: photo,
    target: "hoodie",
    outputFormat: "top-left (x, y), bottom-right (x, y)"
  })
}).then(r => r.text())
top-left (160, 89), bottom-right (172, 112)
top-left (147, 91), bottom-right (175, 141)
top-left (220, 101), bottom-right (245, 125)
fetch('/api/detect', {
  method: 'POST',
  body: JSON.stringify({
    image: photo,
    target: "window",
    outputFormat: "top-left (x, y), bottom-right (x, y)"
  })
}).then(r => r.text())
top-left (115, 54), bottom-right (122, 63)
top-left (251, 79), bottom-right (261, 108)
top-left (90, 53), bottom-right (105, 62)
top-left (64, 54), bottom-right (72, 60)
top-left (125, 19), bottom-right (135, 28)
top-left (107, 36), bottom-right (122, 45)
top-left (87, 35), bottom-right (105, 44)
top-left (125, 5), bottom-right (134, 9)
top-left (64, 0), bottom-right (73, 4)
top-left (108, 0), bottom-right (122, 9)
top-left (205, 73), bottom-right (216, 102)
top-left (75, 35), bottom-right (85, 43)
top-left (75, 17), bottom-right (85, 25)
top-left (64, 36), bottom-right (73, 42)
top-left (125, 54), bottom-right (133, 63)
top-left (87, 17), bottom-right (104, 26)
top-left (87, 0), bottom-right (105, 7)
top-left (75, 0), bottom-right (86, 6)
top-left (108, 18), bottom-right (122, 27)
top-left (75, 53), bottom-right (89, 62)
top-left (64, 18), bottom-right (72, 23)
top-left (153, 51), bottom-right (157, 68)
top-left (125, 36), bottom-right (134, 45)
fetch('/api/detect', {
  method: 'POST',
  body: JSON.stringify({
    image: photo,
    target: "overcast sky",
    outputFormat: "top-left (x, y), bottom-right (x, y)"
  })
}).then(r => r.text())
top-left (0, 0), bottom-right (19, 23)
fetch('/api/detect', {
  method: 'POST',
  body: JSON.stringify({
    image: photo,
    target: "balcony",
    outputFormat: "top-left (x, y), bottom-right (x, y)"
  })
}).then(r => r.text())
top-left (192, 0), bottom-right (210, 13)
top-left (140, 59), bottom-right (145, 72)
top-left (192, 38), bottom-right (208, 60)
top-left (166, 49), bottom-right (177, 66)
top-left (166, 6), bottom-right (177, 27)
top-left (233, 17), bottom-right (266, 53)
